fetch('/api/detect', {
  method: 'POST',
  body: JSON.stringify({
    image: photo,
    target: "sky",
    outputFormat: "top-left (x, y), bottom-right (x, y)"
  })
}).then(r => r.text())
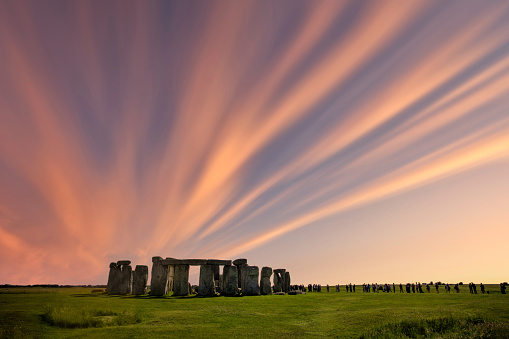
top-left (1, 0), bottom-right (509, 286)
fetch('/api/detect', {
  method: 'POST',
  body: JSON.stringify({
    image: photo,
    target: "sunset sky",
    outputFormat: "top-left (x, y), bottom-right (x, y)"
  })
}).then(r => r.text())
top-left (1, 0), bottom-right (509, 286)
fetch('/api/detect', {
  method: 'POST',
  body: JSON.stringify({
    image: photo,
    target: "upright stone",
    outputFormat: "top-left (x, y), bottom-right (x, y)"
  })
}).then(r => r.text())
top-left (198, 265), bottom-right (216, 296)
top-left (222, 265), bottom-right (238, 296)
top-left (119, 263), bottom-right (133, 294)
top-left (260, 267), bottom-right (273, 295)
top-left (107, 262), bottom-right (122, 294)
top-left (132, 265), bottom-right (149, 295)
top-left (173, 265), bottom-right (190, 296)
top-left (284, 271), bottom-right (291, 293)
top-left (273, 269), bottom-right (286, 293)
top-left (150, 257), bottom-right (170, 296)
top-left (237, 263), bottom-right (248, 290)
top-left (244, 266), bottom-right (260, 295)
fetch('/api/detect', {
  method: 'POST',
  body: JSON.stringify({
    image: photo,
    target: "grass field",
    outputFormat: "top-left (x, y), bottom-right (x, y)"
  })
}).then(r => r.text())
top-left (1, 285), bottom-right (508, 338)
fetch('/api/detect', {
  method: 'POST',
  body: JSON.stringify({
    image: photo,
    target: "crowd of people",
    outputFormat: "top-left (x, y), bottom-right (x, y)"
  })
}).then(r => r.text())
top-left (297, 282), bottom-right (507, 294)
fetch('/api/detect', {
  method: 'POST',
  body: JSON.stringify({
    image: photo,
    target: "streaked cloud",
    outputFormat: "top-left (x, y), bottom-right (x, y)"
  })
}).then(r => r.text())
top-left (1, 0), bottom-right (508, 284)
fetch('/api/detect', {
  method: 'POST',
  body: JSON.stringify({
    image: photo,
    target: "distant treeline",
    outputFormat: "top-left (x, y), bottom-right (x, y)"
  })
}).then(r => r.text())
top-left (0, 284), bottom-right (106, 288)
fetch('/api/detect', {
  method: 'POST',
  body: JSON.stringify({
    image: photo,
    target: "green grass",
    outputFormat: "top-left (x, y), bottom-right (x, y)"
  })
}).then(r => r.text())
top-left (0, 285), bottom-right (508, 338)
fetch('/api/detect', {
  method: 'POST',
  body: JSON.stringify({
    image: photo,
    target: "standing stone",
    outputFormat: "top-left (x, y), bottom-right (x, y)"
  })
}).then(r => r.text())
top-left (119, 263), bottom-right (133, 294)
top-left (284, 271), bottom-right (291, 293)
top-left (132, 265), bottom-right (149, 295)
top-left (107, 262), bottom-right (122, 294)
top-left (222, 265), bottom-right (238, 296)
top-left (150, 257), bottom-right (170, 296)
top-left (173, 265), bottom-right (190, 296)
top-left (273, 269), bottom-right (286, 293)
top-left (198, 265), bottom-right (216, 296)
top-left (244, 266), bottom-right (260, 295)
top-left (260, 267), bottom-right (273, 295)
top-left (237, 263), bottom-right (248, 290)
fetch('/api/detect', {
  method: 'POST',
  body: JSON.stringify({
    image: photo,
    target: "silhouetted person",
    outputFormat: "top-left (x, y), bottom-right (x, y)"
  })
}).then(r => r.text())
top-left (327, 284), bottom-right (329, 292)
top-left (353, 284), bottom-right (356, 292)
top-left (501, 283), bottom-right (506, 294)
top-left (435, 282), bottom-right (439, 293)
top-left (399, 283), bottom-right (403, 293)
top-left (480, 283), bottom-right (485, 294)
top-left (412, 283), bottom-right (415, 293)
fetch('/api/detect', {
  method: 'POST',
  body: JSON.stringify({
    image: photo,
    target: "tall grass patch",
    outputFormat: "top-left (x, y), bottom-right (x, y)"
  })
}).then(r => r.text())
top-left (41, 306), bottom-right (141, 328)
top-left (361, 315), bottom-right (509, 338)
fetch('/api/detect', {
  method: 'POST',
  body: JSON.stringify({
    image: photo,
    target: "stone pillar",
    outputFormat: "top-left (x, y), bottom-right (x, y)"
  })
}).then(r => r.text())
top-left (273, 269), bottom-right (286, 293)
top-left (132, 265), bottom-right (149, 295)
top-left (106, 262), bottom-right (121, 294)
top-left (244, 266), bottom-right (260, 295)
top-left (118, 260), bottom-right (132, 294)
top-left (233, 259), bottom-right (248, 289)
top-left (284, 271), bottom-right (291, 293)
top-left (198, 265), bottom-right (216, 296)
top-left (260, 267), bottom-right (272, 295)
top-left (173, 264), bottom-right (190, 296)
top-left (222, 265), bottom-right (238, 296)
top-left (150, 257), bottom-right (170, 296)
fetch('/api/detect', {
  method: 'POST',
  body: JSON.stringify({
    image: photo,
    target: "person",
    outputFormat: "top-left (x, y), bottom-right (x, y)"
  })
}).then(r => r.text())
top-left (445, 283), bottom-right (450, 293)
top-left (353, 284), bottom-right (356, 292)
top-left (435, 282), bottom-right (439, 293)
top-left (480, 283), bottom-right (485, 294)
top-left (393, 283), bottom-right (396, 293)
top-left (327, 284), bottom-right (329, 292)
top-left (399, 283), bottom-right (403, 293)
top-left (426, 284), bottom-right (430, 293)
top-left (454, 283), bottom-right (459, 293)
top-left (469, 282), bottom-right (473, 294)
top-left (501, 283), bottom-right (506, 294)
top-left (472, 283), bottom-right (477, 294)
top-left (412, 283), bottom-right (415, 293)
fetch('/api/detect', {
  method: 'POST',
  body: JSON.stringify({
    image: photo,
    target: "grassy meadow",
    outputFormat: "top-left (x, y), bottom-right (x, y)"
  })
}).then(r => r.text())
top-left (1, 285), bottom-right (508, 338)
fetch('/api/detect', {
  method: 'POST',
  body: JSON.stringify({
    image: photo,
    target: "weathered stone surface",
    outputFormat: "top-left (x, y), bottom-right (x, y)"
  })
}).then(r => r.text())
top-left (260, 267), bottom-right (272, 295)
top-left (173, 265), bottom-right (190, 296)
top-left (152, 256), bottom-right (163, 262)
top-left (160, 258), bottom-right (206, 266)
top-left (158, 258), bottom-right (231, 266)
top-left (273, 269), bottom-right (286, 293)
top-left (237, 263), bottom-right (248, 289)
top-left (284, 271), bottom-right (291, 293)
top-left (243, 266), bottom-right (260, 295)
top-left (117, 260), bottom-right (131, 266)
top-left (150, 259), bottom-right (170, 296)
top-left (107, 263), bottom-right (122, 294)
top-left (222, 265), bottom-right (238, 296)
top-left (132, 265), bottom-right (148, 295)
top-left (119, 264), bottom-right (133, 294)
top-left (206, 259), bottom-right (232, 266)
top-left (198, 265), bottom-right (216, 296)
top-left (233, 258), bottom-right (247, 266)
